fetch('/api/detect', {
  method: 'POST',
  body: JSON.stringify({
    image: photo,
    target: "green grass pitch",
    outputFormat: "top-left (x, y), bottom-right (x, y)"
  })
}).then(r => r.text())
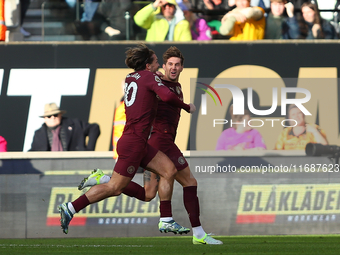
top-left (1, 235), bottom-right (340, 255)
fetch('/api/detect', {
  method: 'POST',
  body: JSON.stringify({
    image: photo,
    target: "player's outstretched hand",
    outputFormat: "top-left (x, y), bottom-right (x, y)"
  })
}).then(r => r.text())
top-left (189, 103), bottom-right (196, 113)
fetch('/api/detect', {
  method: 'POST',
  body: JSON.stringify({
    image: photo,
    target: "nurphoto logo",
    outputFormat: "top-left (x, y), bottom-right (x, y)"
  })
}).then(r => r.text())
top-left (197, 82), bottom-right (222, 115)
top-left (197, 82), bottom-right (312, 129)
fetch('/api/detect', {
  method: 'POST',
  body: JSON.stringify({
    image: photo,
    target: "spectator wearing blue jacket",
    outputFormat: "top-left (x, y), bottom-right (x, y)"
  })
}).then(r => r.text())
top-left (299, 1), bottom-right (338, 39)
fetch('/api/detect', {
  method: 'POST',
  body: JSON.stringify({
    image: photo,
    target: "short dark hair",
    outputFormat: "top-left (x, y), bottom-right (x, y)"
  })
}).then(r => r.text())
top-left (162, 46), bottom-right (184, 66)
top-left (125, 44), bottom-right (155, 71)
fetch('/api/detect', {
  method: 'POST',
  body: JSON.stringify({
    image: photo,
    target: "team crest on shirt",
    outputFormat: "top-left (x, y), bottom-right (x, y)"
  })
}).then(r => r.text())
top-left (155, 76), bottom-right (163, 86)
top-left (127, 166), bottom-right (136, 174)
top-left (178, 156), bottom-right (185, 165)
top-left (176, 86), bottom-right (181, 95)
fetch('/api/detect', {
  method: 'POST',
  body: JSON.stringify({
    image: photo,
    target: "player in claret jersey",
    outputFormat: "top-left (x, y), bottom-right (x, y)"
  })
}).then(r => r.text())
top-left (147, 47), bottom-right (222, 244)
top-left (57, 44), bottom-right (195, 235)
top-left (79, 46), bottom-right (223, 245)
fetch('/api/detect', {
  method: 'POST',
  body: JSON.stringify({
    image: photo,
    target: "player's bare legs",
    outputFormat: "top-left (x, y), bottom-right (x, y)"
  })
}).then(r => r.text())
top-left (144, 150), bottom-right (176, 202)
top-left (85, 171), bottom-right (132, 203)
top-left (174, 166), bottom-right (197, 187)
top-left (58, 170), bottom-right (132, 234)
top-left (143, 171), bottom-right (159, 202)
top-left (82, 150), bottom-right (175, 205)
top-left (142, 150), bottom-right (190, 234)
top-left (142, 167), bottom-right (197, 199)
top-left (142, 166), bottom-right (197, 200)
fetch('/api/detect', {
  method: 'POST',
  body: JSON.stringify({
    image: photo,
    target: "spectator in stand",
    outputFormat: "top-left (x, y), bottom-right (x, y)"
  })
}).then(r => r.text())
top-left (94, 0), bottom-right (132, 39)
top-left (29, 103), bottom-right (100, 151)
top-left (216, 106), bottom-right (266, 151)
top-left (299, 1), bottom-right (338, 39)
top-left (134, 0), bottom-right (192, 41)
top-left (275, 104), bottom-right (328, 150)
top-left (219, 0), bottom-right (266, 40)
top-left (194, 0), bottom-right (230, 35)
top-left (0, 136), bottom-right (7, 152)
top-left (75, 0), bottom-right (132, 40)
top-left (265, 0), bottom-right (299, 39)
top-left (285, 0), bottom-right (309, 20)
top-left (179, 0), bottom-right (212, 40)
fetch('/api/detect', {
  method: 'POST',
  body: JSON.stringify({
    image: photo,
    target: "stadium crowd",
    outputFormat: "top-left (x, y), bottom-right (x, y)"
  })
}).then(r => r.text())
top-left (3, 0), bottom-right (339, 40)
top-left (70, 0), bottom-right (339, 41)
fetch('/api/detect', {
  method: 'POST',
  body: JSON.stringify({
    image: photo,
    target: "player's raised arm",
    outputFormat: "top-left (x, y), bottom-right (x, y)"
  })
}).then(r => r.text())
top-left (153, 75), bottom-right (194, 113)
top-left (157, 86), bottom-right (193, 113)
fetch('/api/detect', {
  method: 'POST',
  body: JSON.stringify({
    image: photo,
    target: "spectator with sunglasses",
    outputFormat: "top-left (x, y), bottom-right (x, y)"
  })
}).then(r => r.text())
top-left (29, 103), bottom-right (100, 151)
top-left (134, 0), bottom-right (192, 41)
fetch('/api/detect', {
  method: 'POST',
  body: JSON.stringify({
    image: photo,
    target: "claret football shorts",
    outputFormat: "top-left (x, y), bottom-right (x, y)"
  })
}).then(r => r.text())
top-left (114, 133), bottom-right (158, 178)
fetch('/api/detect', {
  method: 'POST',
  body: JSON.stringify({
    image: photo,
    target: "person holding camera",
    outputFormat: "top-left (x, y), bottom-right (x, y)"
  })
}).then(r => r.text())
top-left (275, 104), bottom-right (328, 150)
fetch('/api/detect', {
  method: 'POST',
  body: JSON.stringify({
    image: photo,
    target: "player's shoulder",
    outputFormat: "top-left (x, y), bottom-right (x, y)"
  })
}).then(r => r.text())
top-left (147, 72), bottom-right (164, 86)
top-left (142, 70), bottom-right (161, 80)
top-left (126, 70), bottom-right (165, 88)
top-left (126, 71), bottom-right (142, 81)
top-left (126, 70), bottom-right (157, 81)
